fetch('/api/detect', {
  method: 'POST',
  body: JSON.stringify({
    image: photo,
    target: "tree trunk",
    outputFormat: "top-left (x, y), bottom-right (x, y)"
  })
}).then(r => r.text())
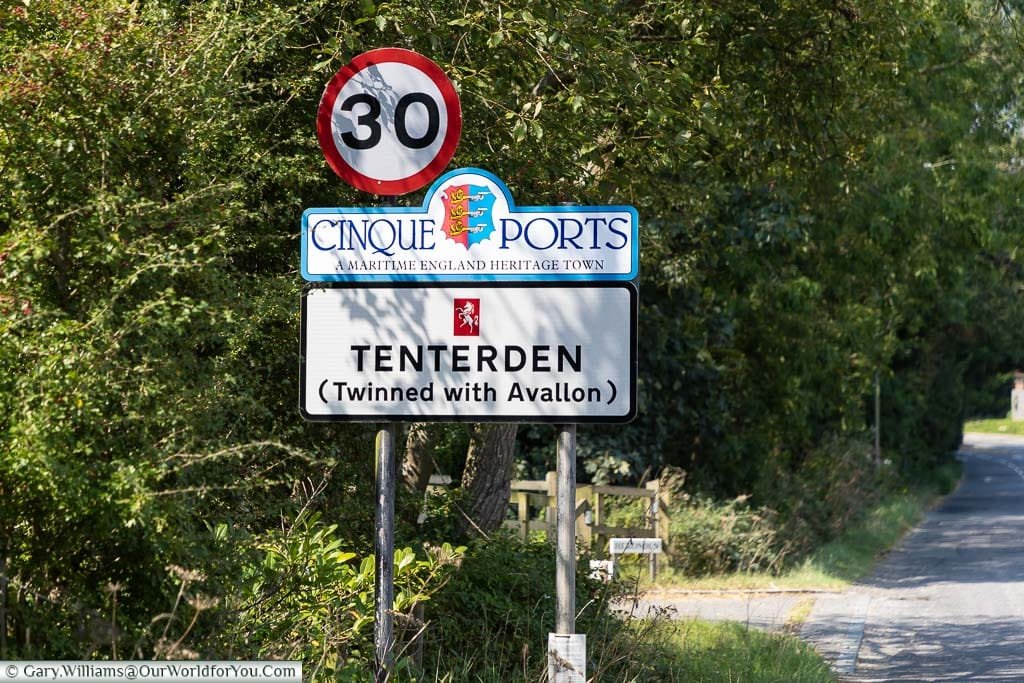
top-left (460, 423), bottom-right (519, 534)
top-left (401, 422), bottom-right (437, 495)
top-left (397, 423), bottom-right (440, 527)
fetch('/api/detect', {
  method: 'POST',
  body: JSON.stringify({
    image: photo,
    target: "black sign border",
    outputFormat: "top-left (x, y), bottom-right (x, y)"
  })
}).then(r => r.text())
top-left (299, 281), bottom-right (638, 424)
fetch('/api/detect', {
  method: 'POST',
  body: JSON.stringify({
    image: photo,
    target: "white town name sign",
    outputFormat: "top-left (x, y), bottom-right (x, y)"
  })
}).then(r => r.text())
top-left (300, 283), bottom-right (636, 422)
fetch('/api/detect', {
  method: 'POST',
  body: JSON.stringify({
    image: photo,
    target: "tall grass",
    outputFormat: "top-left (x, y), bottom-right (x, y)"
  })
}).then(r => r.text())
top-left (648, 461), bottom-right (961, 591)
top-left (414, 533), bottom-right (835, 682)
top-left (423, 618), bottom-right (834, 682)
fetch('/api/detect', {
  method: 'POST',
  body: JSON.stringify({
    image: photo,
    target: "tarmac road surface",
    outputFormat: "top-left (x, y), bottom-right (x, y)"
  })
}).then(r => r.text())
top-left (623, 432), bottom-right (1024, 681)
top-left (801, 432), bottom-right (1024, 681)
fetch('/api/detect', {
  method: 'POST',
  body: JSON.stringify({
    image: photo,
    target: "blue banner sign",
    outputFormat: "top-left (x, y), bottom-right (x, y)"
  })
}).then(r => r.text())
top-left (301, 167), bottom-right (638, 282)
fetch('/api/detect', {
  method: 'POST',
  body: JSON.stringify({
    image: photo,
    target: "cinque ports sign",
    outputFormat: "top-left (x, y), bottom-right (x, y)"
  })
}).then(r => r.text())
top-left (300, 283), bottom-right (637, 422)
top-left (301, 168), bottom-right (639, 282)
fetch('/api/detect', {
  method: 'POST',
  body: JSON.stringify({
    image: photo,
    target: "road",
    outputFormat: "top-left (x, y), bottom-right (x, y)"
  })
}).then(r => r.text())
top-left (626, 432), bottom-right (1024, 681)
top-left (801, 432), bottom-right (1024, 681)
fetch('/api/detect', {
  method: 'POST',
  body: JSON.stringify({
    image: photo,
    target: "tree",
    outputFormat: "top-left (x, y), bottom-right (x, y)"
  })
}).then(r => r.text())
top-left (460, 424), bottom-right (520, 534)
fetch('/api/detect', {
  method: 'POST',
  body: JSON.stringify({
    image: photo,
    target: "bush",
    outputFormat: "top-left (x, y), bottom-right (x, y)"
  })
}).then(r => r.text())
top-left (933, 460), bottom-right (962, 496)
top-left (216, 511), bottom-right (464, 680)
top-left (419, 532), bottom-right (836, 681)
top-left (423, 533), bottom-right (593, 679)
top-left (661, 436), bottom-right (897, 577)
top-left (763, 435), bottom-right (888, 556)
top-left (421, 532), bottom-right (679, 681)
top-left (666, 495), bottom-right (782, 576)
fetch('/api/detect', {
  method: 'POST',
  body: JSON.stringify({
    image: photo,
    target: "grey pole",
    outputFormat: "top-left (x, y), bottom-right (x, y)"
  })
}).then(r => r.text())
top-left (555, 423), bottom-right (577, 634)
top-left (551, 200), bottom-right (587, 680)
top-left (874, 370), bottom-right (881, 468)
top-left (648, 493), bottom-right (659, 581)
top-left (375, 422), bottom-right (398, 682)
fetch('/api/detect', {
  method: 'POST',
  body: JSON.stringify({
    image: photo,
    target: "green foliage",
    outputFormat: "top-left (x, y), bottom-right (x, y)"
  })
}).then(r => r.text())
top-left (517, 424), bottom-right (644, 484)
top-left (964, 415), bottom-right (1024, 435)
top-left (423, 534), bottom-right (580, 678)
top-left (421, 532), bottom-right (826, 682)
top-left (423, 533), bottom-right (649, 680)
top-left (803, 489), bottom-right (937, 584)
top-left (217, 511), bottom-right (464, 678)
top-left (964, 372), bottom-right (1015, 420)
top-left (654, 459), bottom-right (961, 590)
top-left (2, 0), bottom-right (1024, 671)
top-left (0, 0), bottom-right (382, 654)
top-left (667, 495), bottom-right (782, 576)
top-left (758, 436), bottom-right (886, 554)
top-left (430, 618), bottom-right (837, 682)
top-left (647, 620), bottom-right (836, 683)
top-left (663, 436), bottom-right (892, 577)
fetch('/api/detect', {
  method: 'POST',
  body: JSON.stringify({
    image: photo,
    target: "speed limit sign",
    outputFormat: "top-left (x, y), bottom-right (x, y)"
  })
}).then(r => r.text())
top-left (316, 48), bottom-right (462, 195)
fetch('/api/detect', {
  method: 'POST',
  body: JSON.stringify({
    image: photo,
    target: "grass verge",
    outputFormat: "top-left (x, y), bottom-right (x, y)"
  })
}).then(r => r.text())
top-left (415, 532), bottom-right (837, 682)
top-left (683, 620), bottom-right (834, 682)
top-left (963, 417), bottom-right (1024, 435)
top-left (643, 461), bottom-right (961, 592)
top-left (427, 619), bottom-right (835, 682)
top-left (634, 620), bottom-right (836, 682)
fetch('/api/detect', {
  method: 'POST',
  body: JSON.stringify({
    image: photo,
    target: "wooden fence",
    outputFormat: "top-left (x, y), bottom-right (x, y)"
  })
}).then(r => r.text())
top-left (502, 473), bottom-right (670, 565)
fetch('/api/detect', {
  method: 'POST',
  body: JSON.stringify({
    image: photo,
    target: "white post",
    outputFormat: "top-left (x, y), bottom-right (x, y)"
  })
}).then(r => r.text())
top-left (1012, 372), bottom-right (1024, 421)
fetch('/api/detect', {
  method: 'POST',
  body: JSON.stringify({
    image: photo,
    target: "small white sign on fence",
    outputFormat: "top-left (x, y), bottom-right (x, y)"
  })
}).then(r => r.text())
top-left (588, 559), bottom-right (615, 583)
top-left (608, 537), bottom-right (662, 555)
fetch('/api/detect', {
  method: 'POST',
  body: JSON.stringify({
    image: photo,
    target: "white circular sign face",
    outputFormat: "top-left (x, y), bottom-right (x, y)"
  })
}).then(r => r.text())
top-left (317, 49), bottom-right (462, 195)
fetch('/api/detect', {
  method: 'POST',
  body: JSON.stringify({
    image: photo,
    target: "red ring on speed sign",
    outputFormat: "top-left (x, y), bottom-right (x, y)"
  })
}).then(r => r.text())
top-left (317, 48), bottom-right (462, 196)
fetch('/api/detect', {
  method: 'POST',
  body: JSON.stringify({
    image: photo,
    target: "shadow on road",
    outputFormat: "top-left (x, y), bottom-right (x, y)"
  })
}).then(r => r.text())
top-left (848, 618), bottom-right (1024, 682)
top-left (803, 434), bottom-right (1024, 682)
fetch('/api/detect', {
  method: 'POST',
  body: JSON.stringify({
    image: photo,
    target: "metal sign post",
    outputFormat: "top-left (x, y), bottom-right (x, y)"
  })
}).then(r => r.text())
top-left (374, 422), bottom-right (397, 682)
top-left (549, 423), bottom-right (586, 682)
top-left (555, 423), bottom-right (576, 634)
top-left (374, 193), bottom-right (401, 682)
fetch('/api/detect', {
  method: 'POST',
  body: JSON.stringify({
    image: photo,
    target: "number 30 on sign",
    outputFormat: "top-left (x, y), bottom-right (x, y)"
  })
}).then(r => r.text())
top-left (317, 48), bottom-right (463, 196)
